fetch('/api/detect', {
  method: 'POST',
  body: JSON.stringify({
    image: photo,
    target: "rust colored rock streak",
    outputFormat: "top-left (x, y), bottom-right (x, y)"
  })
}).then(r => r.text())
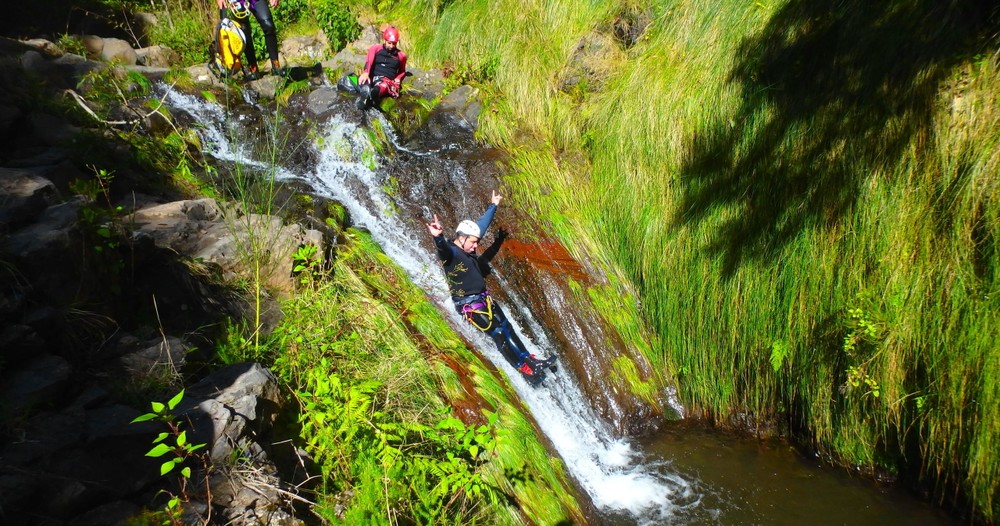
top-left (498, 237), bottom-right (590, 283)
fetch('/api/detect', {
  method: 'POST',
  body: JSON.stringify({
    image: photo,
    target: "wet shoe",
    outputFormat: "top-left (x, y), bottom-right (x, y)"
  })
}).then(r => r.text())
top-left (529, 354), bottom-right (558, 372)
top-left (270, 67), bottom-right (286, 77)
top-left (517, 362), bottom-right (546, 385)
top-left (244, 69), bottom-right (264, 82)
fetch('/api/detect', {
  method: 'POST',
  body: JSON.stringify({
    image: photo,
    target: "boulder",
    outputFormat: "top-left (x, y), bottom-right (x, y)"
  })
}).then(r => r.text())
top-left (130, 198), bottom-right (312, 294)
top-left (247, 74), bottom-right (282, 99)
top-left (136, 45), bottom-right (178, 68)
top-left (2, 197), bottom-right (83, 262)
top-left (133, 12), bottom-right (160, 45)
top-left (405, 66), bottom-right (444, 100)
top-left (179, 362), bottom-right (283, 462)
top-left (81, 35), bottom-right (105, 58)
top-left (100, 38), bottom-right (138, 65)
top-left (0, 353), bottom-right (72, 414)
top-left (118, 336), bottom-right (190, 375)
top-left (26, 111), bottom-right (81, 147)
top-left (0, 167), bottom-right (59, 231)
top-left (281, 32), bottom-right (328, 62)
top-left (306, 87), bottom-right (340, 115)
top-left (50, 53), bottom-right (105, 89)
top-left (23, 38), bottom-right (64, 58)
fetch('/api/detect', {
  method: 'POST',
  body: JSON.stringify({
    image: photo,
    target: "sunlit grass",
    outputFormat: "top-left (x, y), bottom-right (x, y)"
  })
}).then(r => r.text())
top-left (270, 229), bottom-right (584, 524)
top-left (391, 0), bottom-right (1000, 520)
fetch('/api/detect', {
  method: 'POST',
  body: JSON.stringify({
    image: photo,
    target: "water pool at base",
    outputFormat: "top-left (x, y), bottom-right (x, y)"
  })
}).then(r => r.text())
top-left (592, 423), bottom-right (957, 525)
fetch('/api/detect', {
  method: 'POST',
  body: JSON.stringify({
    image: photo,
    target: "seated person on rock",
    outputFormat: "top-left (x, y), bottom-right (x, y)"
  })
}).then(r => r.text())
top-left (355, 26), bottom-right (408, 110)
top-left (426, 191), bottom-right (557, 386)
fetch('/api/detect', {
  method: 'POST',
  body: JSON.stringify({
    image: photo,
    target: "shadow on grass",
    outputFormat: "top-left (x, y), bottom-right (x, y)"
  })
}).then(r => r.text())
top-left (677, 0), bottom-right (997, 276)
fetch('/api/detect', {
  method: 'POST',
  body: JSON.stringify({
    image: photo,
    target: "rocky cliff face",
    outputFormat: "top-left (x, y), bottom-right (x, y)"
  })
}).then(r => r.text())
top-left (0, 35), bottom-right (322, 525)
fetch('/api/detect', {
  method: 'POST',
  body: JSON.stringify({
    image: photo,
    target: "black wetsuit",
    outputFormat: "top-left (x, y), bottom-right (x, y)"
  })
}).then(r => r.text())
top-left (226, 0), bottom-right (279, 69)
top-left (433, 205), bottom-right (535, 370)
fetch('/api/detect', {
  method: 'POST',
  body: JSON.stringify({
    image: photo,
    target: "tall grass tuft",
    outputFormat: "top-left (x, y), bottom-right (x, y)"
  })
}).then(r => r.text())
top-left (394, 0), bottom-right (1000, 520)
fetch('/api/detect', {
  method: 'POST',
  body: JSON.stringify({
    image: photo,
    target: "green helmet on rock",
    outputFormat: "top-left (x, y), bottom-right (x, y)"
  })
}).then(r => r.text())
top-left (383, 26), bottom-right (400, 44)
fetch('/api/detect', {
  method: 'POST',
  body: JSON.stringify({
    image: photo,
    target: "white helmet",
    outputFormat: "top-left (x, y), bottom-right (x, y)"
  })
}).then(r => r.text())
top-left (455, 220), bottom-right (481, 238)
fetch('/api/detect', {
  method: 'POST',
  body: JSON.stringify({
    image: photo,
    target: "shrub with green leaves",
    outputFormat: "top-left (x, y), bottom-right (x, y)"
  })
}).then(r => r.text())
top-left (312, 0), bottom-right (361, 52)
top-left (299, 367), bottom-right (501, 523)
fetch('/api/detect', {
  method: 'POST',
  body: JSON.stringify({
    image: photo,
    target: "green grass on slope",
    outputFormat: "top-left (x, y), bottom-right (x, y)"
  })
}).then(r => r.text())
top-left (390, 0), bottom-right (1000, 521)
top-left (266, 230), bottom-right (583, 524)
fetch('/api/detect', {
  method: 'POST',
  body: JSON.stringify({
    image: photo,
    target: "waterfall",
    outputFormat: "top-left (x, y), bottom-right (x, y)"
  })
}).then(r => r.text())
top-left (162, 85), bottom-right (717, 525)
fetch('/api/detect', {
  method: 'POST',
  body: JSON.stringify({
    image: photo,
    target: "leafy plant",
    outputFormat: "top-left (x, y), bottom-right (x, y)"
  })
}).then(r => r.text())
top-left (131, 389), bottom-right (209, 525)
top-left (291, 244), bottom-right (324, 288)
top-left (70, 168), bottom-right (128, 295)
top-left (840, 301), bottom-right (883, 399)
top-left (312, 0), bottom-right (361, 52)
top-left (297, 366), bottom-right (501, 523)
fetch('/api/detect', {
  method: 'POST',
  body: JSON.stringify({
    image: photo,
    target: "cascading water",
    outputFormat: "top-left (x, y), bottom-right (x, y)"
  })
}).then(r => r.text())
top-left (162, 84), bottom-right (711, 524)
top-left (161, 85), bottom-right (959, 526)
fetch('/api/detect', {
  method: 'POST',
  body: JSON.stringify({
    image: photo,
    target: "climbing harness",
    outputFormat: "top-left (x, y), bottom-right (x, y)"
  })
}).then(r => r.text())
top-left (227, 0), bottom-right (251, 19)
top-left (459, 292), bottom-right (494, 331)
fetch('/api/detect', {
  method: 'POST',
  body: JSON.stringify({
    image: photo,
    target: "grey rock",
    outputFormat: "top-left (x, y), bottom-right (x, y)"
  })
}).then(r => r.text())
top-left (436, 85), bottom-right (482, 130)
top-left (23, 38), bottom-right (65, 58)
top-left (404, 66), bottom-right (444, 100)
top-left (69, 500), bottom-right (142, 526)
top-left (27, 111), bottom-right (81, 147)
top-left (136, 44), bottom-right (178, 68)
top-left (0, 353), bottom-right (72, 414)
top-left (306, 87), bottom-right (340, 115)
top-left (180, 362), bottom-right (282, 462)
top-left (3, 197), bottom-right (83, 261)
top-left (281, 31), bottom-right (327, 62)
top-left (119, 336), bottom-right (189, 374)
top-left (100, 38), bottom-right (138, 65)
top-left (247, 74), bottom-right (281, 99)
top-left (81, 35), bottom-right (105, 58)
top-left (0, 167), bottom-right (58, 230)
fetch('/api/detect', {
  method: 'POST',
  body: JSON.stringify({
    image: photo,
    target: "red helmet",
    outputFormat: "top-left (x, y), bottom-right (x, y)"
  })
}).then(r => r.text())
top-left (383, 26), bottom-right (400, 44)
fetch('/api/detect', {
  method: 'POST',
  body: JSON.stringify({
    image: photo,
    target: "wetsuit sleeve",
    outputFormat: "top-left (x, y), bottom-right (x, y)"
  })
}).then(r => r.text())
top-left (433, 234), bottom-right (454, 263)
top-left (362, 44), bottom-right (380, 77)
top-left (394, 52), bottom-right (408, 83)
top-left (479, 228), bottom-right (507, 266)
top-left (475, 203), bottom-right (497, 237)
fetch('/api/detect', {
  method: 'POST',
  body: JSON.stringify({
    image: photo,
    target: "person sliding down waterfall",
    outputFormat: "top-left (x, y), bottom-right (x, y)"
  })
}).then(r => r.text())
top-left (426, 191), bottom-right (557, 386)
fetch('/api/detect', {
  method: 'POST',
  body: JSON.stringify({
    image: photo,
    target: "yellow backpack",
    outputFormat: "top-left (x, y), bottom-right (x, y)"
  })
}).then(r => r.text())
top-left (211, 18), bottom-right (245, 77)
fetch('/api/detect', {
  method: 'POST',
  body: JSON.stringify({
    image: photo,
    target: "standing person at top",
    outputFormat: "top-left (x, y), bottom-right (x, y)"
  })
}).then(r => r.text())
top-left (426, 191), bottom-right (557, 385)
top-left (356, 26), bottom-right (408, 110)
top-left (217, 0), bottom-right (284, 80)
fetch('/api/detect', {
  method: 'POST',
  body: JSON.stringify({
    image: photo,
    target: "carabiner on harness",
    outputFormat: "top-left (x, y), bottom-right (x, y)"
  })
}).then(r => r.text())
top-left (460, 294), bottom-right (494, 332)
top-left (228, 0), bottom-right (251, 19)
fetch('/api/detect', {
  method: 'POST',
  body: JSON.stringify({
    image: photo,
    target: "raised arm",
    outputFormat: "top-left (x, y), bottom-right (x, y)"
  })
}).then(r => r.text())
top-left (474, 190), bottom-right (503, 236)
top-left (426, 214), bottom-right (453, 262)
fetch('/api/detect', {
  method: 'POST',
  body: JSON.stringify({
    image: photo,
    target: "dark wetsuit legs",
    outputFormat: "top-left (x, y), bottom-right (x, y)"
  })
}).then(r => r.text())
top-left (251, 1), bottom-right (279, 63)
top-left (232, 1), bottom-right (279, 68)
top-left (463, 302), bottom-right (531, 368)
